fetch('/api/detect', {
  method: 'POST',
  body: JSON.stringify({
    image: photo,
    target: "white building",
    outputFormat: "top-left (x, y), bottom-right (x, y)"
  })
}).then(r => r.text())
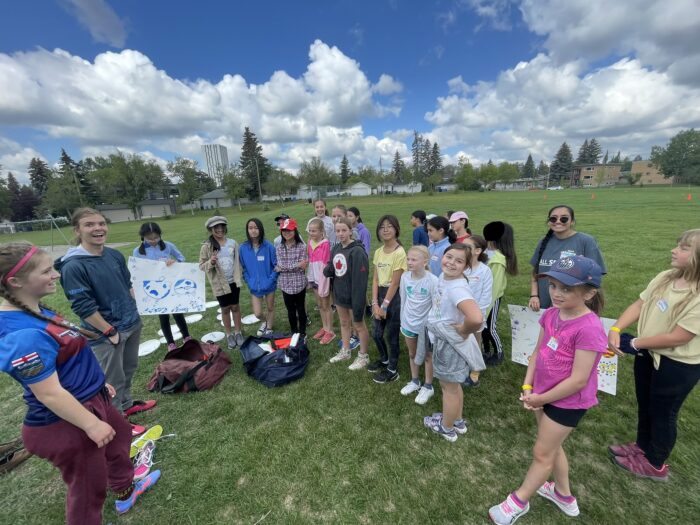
top-left (348, 182), bottom-right (372, 196)
top-left (201, 144), bottom-right (229, 187)
top-left (393, 182), bottom-right (422, 194)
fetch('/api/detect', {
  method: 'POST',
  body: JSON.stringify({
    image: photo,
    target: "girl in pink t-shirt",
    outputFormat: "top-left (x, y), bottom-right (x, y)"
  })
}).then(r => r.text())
top-left (489, 255), bottom-right (607, 525)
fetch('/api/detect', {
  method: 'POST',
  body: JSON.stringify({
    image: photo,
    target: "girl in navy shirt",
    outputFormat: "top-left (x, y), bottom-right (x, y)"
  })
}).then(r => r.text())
top-left (0, 242), bottom-right (160, 524)
top-left (132, 222), bottom-right (191, 351)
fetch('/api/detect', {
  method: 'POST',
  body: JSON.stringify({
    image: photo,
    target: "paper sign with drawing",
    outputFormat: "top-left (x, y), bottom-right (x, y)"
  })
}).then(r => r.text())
top-left (129, 257), bottom-right (206, 315)
top-left (508, 305), bottom-right (618, 396)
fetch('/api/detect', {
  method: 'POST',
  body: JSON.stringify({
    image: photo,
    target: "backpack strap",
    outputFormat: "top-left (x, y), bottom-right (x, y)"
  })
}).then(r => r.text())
top-left (160, 359), bottom-right (210, 394)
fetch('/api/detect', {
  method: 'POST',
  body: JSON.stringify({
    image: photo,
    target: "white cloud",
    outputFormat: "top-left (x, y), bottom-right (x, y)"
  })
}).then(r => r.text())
top-left (373, 74), bottom-right (403, 95)
top-left (60, 0), bottom-right (127, 48)
top-left (0, 138), bottom-right (44, 184)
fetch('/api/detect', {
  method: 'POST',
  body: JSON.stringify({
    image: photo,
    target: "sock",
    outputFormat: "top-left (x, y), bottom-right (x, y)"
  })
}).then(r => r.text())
top-left (424, 383), bottom-right (433, 389)
top-left (554, 487), bottom-right (575, 503)
top-left (440, 423), bottom-right (454, 432)
top-left (411, 378), bottom-right (420, 385)
top-left (511, 492), bottom-right (527, 508)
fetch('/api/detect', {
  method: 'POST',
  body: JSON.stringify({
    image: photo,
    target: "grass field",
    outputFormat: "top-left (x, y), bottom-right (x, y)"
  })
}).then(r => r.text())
top-left (0, 187), bottom-right (698, 524)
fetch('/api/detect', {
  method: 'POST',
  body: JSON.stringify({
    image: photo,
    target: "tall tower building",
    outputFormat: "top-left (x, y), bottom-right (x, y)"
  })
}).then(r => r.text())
top-left (201, 144), bottom-right (229, 187)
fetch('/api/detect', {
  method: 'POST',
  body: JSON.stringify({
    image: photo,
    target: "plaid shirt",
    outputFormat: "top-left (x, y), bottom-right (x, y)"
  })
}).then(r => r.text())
top-left (275, 241), bottom-right (308, 294)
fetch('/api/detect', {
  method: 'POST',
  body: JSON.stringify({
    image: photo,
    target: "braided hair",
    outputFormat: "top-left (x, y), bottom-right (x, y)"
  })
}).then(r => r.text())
top-left (138, 222), bottom-right (166, 255)
top-left (0, 242), bottom-right (97, 339)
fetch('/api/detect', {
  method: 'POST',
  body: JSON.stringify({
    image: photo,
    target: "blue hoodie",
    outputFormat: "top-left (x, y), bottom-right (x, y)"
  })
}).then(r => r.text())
top-left (54, 246), bottom-right (140, 340)
top-left (239, 240), bottom-right (278, 297)
top-left (428, 236), bottom-right (451, 277)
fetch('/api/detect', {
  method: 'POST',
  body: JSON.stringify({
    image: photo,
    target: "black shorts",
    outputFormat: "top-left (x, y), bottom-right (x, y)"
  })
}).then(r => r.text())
top-left (543, 404), bottom-right (587, 428)
top-left (217, 283), bottom-right (241, 308)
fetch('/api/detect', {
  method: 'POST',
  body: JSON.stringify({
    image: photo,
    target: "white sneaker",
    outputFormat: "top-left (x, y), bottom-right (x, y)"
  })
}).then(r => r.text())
top-left (400, 381), bottom-right (421, 396)
top-left (414, 386), bottom-right (435, 405)
top-left (256, 322), bottom-right (267, 337)
top-left (536, 481), bottom-right (580, 517)
top-left (348, 352), bottom-right (369, 370)
top-left (329, 348), bottom-right (352, 363)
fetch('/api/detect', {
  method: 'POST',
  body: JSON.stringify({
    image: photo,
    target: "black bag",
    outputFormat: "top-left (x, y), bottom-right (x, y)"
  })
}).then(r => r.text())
top-left (238, 336), bottom-right (310, 388)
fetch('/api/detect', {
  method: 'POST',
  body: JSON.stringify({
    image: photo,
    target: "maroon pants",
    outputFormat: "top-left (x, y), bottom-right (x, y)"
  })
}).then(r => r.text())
top-left (22, 390), bottom-right (134, 525)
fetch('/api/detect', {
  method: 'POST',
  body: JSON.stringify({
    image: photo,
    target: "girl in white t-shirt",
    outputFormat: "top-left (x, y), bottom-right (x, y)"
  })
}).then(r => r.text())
top-left (399, 246), bottom-right (438, 405)
top-left (423, 244), bottom-right (484, 442)
top-left (463, 235), bottom-right (493, 387)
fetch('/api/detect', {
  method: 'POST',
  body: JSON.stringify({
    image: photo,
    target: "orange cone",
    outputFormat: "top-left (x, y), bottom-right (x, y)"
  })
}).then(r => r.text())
top-left (687, 193), bottom-right (692, 201)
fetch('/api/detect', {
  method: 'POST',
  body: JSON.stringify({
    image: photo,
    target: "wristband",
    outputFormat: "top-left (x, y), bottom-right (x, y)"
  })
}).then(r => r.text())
top-left (103, 326), bottom-right (117, 338)
top-left (382, 298), bottom-right (390, 305)
top-left (521, 384), bottom-right (533, 390)
top-left (631, 338), bottom-right (638, 350)
top-left (610, 326), bottom-right (621, 333)
top-left (529, 295), bottom-right (538, 298)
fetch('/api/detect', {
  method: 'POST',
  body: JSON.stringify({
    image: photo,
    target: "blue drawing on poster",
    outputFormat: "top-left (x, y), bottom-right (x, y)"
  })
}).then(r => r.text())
top-left (143, 279), bottom-right (171, 300)
top-left (173, 278), bottom-right (197, 295)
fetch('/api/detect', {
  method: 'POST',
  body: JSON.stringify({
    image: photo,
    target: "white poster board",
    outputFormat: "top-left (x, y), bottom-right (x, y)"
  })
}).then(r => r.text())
top-left (508, 305), bottom-right (618, 395)
top-left (129, 257), bottom-right (206, 315)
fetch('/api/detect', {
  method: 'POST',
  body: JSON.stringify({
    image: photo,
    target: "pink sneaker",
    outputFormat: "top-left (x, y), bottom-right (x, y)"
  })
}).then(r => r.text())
top-left (536, 481), bottom-right (579, 516)
top-left (312, 328), bottom-right (326, 340)
top-left (488, 493), bottom-right (529, 525)
top-left (167, 343), bottom-right (177, 352)
top-left (319, 331), bottom-right (336, 345)
top-left (613, 454), bottom-right (669, 481)
top-left (608, 442), bottom-right (643, 457)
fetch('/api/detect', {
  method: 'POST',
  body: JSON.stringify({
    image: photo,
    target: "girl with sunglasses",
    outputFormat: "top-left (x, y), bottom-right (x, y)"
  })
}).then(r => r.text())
top-left (529, 205), bottom-right (606, 311)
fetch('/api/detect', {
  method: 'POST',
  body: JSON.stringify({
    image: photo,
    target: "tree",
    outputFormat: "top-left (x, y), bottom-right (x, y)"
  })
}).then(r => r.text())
top-left (610, 151), bottom-right (622, 164)
top-left (650, 129), bottom-right (700, 184)
top-left (339, 155), bottom-right (351, 184)
top-left (43, 172), bottom-right (83, 217)
top-left (576, 139), bottom-right (590, 164)
top-left (196, 170), bottom-right (217, 194)
top-left (239, 127), bottom-right (270, 200)
top-left (421, 138), bottom-right (432, 177)
top-left (537, 160), bottom-right (549, 178)
top-left (622, 172), bottom-right (643, 186)
top-left (429, 142), bottom-right (443, 178)
top-left (299, 157), bottom-right (336, 187)
top-left (390, 150), bottom-right (406, 183)
top-left (588, 138), bottom-right (602, 164)
top-left (221, 166), bottom-right (247, 211)
top-left (411, 131), bottom-right (424, 180)
top-left (478, 160), bottom-right (499, 188)
top-left (28, 158), bottom-right (53, 197)
top-left (594, 168), bottom-right (606, 187)
top-left (264, 168), bottom-right (299, 202)
top-left (550, 142), bottom-right (573, 183)
top-left (621, 156), bottom-right (633, 172)
top-left (523, 154), bottom-right (536, 178)
top-left (169, 158), bottom-right (203, 206)
top-left (0, 175), bottom-right (10, 220)
top-left (497, 162), bottom-right (519, 184)
top-left (58, 149), bottom-right (94, 206)
top-left (455, 157), bottom-right (480, 191)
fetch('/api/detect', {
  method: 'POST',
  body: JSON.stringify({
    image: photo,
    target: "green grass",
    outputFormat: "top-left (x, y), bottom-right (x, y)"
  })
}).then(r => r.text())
top-left (1, 187), bottom-right (699, 524)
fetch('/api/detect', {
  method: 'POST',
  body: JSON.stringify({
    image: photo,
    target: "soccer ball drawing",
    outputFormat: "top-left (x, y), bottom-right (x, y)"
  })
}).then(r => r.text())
top-left (142, 279), bottom-right (171, 300)
top-left (173, 278), bottom-right (197, 295)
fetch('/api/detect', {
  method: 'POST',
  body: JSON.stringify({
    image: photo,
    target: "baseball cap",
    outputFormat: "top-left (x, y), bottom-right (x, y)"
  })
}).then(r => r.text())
top-left (538, 255), bottom-right (602, 288)
top-left (274, 213), bottom-right (290, 222)
top-left (449, 211), bottom-right (468, 222)
top-left (205, 216), bottom-right (227, 229)
top-left (280, 218), bottom-right (298, 231)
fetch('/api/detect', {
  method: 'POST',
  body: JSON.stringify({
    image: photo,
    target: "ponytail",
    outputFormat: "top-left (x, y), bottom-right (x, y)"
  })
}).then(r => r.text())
top-left (534, 230), bottom-right (554, 277)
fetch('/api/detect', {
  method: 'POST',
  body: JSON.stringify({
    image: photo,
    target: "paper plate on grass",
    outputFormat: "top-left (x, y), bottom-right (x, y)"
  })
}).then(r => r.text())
top-left (159, 332), bottom-right (183, 344)
top-left (205, 301), bottom-right (219, 309)
top-left (201, 331), bottom-right (225, 342)
top-left (242, 314), bottom-right (260, 325)
top-left (157, 325), bottom-right (181, 337)
top-left (216, 313), bottom-right (222, 321)
top-left (185, 313), bottom-right (203, 323)
top-left (138, 339), bottom-right (161, 357)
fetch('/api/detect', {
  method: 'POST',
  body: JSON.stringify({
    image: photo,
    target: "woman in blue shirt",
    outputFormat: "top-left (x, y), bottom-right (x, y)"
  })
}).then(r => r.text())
top-left (133, 222), bottom-right (191, 351)
top-left (426, 216), bottom-right (456, 276)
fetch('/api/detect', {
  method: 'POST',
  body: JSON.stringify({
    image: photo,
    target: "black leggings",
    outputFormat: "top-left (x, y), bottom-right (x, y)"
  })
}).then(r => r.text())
top-left (282, 289), bottom-right (307, 335)
top-left (373, 287), bottom-right (401, 371)
top-left (159, 313), bottom-right (190, 344)
top-left (634, 350), bottom-right (700, 468)
top-left (482, 297), bottom-right (503, 357)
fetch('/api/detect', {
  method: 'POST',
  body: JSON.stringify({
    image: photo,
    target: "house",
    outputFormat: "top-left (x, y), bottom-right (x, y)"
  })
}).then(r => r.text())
top-left (348, 182), bottom-right (372, 197)
top-left (198, 189), bottom-right (233, 210)
top-left (570, 164), bottom-right (622, 187)
top-left (392, 182), bottom-right (422, 194)
top-left (97, 198), bottom-right (177, 223)
top-left (630, 160), bottom-right (674, 185)
top-left (435, 183), bottom-right (457, 192)
top-left (0, 220), bottom-right (16, 234)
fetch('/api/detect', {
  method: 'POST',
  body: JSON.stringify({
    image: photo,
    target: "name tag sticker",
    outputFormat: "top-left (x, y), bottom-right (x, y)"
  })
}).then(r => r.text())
top-left (657, 299), bottom-right (668, 312)
top-left (546, 336), bottom-right (559, 351)
top-left (431, 255), bottom-right (438, 261)
top-left (257, 255), bottom-right (265, 262)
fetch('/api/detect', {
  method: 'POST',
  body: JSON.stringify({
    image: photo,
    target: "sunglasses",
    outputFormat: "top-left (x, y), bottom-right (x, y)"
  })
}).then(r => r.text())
top-left (548, 216), bottom-right (570, 224)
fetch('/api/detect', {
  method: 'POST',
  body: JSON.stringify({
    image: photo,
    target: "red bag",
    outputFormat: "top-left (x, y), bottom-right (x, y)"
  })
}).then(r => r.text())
top-left (147, 339), bottom-right (231, 394)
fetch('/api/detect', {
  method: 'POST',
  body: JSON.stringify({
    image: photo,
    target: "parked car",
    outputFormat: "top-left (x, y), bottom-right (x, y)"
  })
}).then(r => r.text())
top-left (547, 185), bottom-right (563, 190)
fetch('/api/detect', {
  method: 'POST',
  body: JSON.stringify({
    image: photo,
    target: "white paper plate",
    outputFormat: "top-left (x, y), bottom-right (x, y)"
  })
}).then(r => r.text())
top-left (138, 339), bottom-right (161, 357)
top-left (159, 332), bottom-right (183, 344)
top-left (205, 301), bottom-right (219, 309)
top-left (157, 325), bottom-right (181, 337)
top-left (242, 314), bottom-right (260, 325)
top-left (217, 308), bottom-right (221, 313)
top-left (185, 314), bottom-right (203, 323)
top-left (201, 331), bottom-right (225, 342)
top-left (216, 313), bottom-right (222, 321)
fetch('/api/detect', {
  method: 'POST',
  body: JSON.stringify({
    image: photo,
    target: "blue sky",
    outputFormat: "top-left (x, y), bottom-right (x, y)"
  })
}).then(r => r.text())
top-left (1, 0), bottom-right (699, 182)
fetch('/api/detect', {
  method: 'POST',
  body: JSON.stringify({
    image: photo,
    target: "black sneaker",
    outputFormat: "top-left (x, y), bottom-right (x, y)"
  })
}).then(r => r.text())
top-left (486, 353), bottom-right (504, 366)
top-left (367, 360), bottom-right (388, 373)
top-left (373, 368), bottom-right (399, 384)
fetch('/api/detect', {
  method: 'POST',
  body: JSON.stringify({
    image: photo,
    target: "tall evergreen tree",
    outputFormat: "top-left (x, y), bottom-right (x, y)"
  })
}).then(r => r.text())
top-left (429, 142), bottom-right (443, 176)
top-left (28, 158), bottom-right (53, 197)
top-left (602, 150), bottom-right (609, 165)
top-left (390, 150), bottom-right (406, 183)
top-left (239, 127), bottom-right (269, 200)
top-left (537, 160), bottom-right (549, 178)
top-left (588, 138), bottom-right (602, 164)
top-left (411, 131), bottom-right (423, 180)
top-left (421, 139), bottom-right (432, 175)
top-left (0, 175), bottom-right (10, 220)
top-left (550, 142), bottom-right (573, 183)
top-left (58, 149), bottom-right (88, 206)
top-left (576, 139), bottom-right (590, 164)
top-left (523, 154), bottom-right (536, 178)
top-left (339, 154), bottom-right (351, 183)
top-left (611, 150), bottom-right (621, 164)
